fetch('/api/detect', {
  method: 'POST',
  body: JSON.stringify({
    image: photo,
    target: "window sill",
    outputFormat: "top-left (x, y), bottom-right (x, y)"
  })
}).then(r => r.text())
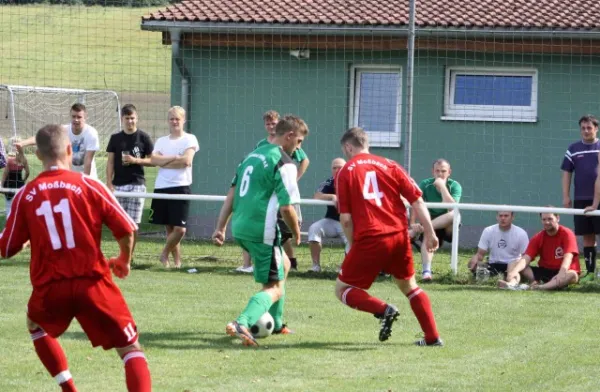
top-left (441, 116), bottom-right (537, 123)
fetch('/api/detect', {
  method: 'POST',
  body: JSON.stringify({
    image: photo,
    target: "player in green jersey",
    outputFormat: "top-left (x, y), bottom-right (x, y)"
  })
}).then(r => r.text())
top-left (212, 115), bottom-right (309, 346)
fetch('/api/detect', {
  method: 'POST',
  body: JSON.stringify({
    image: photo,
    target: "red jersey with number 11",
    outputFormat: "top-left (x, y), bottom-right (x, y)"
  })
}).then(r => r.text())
top-left (0, 169), bottom-right (137, 288)
top-left (336, 153), bottom-right (422, 241)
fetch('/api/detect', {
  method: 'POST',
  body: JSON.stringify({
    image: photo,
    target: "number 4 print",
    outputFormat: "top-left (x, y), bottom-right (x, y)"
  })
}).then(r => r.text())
top-left (363, 171), bottom-right (384, 207)
top-left (35, 199), bottom-right (75, 250)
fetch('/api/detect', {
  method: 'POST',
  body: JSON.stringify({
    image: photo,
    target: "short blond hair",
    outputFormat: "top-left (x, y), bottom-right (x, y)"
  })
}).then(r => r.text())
top-left (36, 124), bottom-right (69, 161)
top-left (263, 110), bottom-right (280, 122)
top-left (340, 127), bottom-right (368, 148)
top-left (168, 105), bottom-right (186, 120)
top-left (274, 115), bottom-right (309, 137)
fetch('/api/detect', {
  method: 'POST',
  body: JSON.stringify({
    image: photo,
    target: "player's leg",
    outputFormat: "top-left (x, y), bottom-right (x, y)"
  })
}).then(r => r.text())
top-left (115, 342), bottom-right (152, 392)
top-left (27, 284), bottom-right (77, 391)
top-left (160, 225), bottom-right (173, 267)
top-left (226, 241), bottom-right (285, 346)
top-left (574, 200), bottom-right (597, 279)
top-left (532, 269), bottom-right (578, 290)
top-left (75, 277), bottom-right (151, 391)
top-left (336, 237), bottom-right (398, 341)
top-left (270, 249), bottom-right (292, 333)
top-left (498, 258), bottom-right (529, 288)
top-left (308, 219), bottom-right (327, 272)
top-left (278, 216), bottom-right (298, 270)
top-left (235, 250), bottom-right (254, 273)
top-left (165, 190), bottom-right (190, 268)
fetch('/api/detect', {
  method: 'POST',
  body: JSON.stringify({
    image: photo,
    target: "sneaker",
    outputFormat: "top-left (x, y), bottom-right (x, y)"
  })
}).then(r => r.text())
top-left (272, 324), bottom-right (294, 335)
top-left (308, 264), bottom-right (321, 273)
top-left (498, 281), bottom-right (529, 291)
top-left (415, 337), bottom-right (444, 347)
top-left (226, 321), bottom-right (258, 346)
top-left (235, 265), bottom-right (254, 273)
top-left (379, 304), bottom-right (399, 342)
top-left (422, 271), bottom-right (433, 282)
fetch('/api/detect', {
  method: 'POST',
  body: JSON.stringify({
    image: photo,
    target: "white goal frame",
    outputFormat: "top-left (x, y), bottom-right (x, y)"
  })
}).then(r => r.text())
top-left (0, 84), bottom-right (121, 140)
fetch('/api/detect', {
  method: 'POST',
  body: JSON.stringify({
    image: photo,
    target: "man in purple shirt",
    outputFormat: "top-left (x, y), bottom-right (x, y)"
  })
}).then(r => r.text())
top-left (561, 114), bottom-right (600, 281)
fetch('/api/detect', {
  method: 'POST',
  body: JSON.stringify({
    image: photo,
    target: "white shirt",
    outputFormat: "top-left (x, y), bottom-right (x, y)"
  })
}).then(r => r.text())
top-left (153, 133), bottom-right (199, 189)
top-left (478, 224), bottom-right (529, 264)
top-left (66, 124), bottom-right (100, 179)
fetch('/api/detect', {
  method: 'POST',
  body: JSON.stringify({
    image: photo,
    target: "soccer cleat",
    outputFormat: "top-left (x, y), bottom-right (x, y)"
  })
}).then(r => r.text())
top-left (579, 273), bottom-right (594, 283)
top-left (308, 264), bottom-right (321, 273)
top-left (235, 265), bottom-right (254, 273)
top-left (226, 321), bottom-right (258, 347)
top-left (272, 324), bottom-right (294, 335)
top-left (415, 337), bottom-right (444, 347)
top-left (422, 271), bottom-right (433, 282)
top-left (379, 304), bottom-right (399, 342)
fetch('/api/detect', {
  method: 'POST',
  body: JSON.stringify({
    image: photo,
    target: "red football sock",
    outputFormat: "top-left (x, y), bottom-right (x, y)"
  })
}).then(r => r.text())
top-left (29, 328), bottom-right (76, 391)
top-left (406, 287), bottom-right (439, 343)
top-left (122, 351), bottom-right (152, 392)
top-left (341, 287), bottom-right (387, 315)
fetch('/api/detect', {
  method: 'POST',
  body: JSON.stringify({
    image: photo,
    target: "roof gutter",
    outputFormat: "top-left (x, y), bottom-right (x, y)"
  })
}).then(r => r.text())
top-left (141, 20), bottom-right (600, 39)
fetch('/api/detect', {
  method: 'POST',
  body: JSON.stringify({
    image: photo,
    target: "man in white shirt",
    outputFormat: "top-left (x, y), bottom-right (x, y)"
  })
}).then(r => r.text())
top-left (468, 211), bottom-right (529, 277)
top-left (67, 103), bottom-right (100, 178)
top-left (16, 103), bottom-right (100, 178)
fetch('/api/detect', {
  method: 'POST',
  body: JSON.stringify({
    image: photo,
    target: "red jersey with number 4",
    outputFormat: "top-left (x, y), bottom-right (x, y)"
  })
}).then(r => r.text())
top-left (336, 153), bottom-right (422, 241)
top-left (524, 225), bottom-right (580, 272)
top-left (0, 169), bottom-right (137, 288)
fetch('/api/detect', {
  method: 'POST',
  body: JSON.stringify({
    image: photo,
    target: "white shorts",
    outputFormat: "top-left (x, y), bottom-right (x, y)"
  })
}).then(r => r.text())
top-left (308, 218), bottom-right (349, 253)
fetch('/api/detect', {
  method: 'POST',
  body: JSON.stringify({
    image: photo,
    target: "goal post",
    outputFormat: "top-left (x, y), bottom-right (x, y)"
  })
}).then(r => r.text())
top-left (0, 84), bottom-right (121, 176)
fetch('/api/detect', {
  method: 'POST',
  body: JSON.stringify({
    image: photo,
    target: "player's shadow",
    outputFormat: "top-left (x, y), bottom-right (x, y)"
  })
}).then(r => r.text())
top-left (61, 331), bottom-right (398, 352)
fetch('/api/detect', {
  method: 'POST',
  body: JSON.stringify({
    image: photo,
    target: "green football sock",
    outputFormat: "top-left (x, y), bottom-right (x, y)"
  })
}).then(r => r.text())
top-left (236, 291), bottom-right (273, 328)
top-left (268, 286), bottom-right (285, 330)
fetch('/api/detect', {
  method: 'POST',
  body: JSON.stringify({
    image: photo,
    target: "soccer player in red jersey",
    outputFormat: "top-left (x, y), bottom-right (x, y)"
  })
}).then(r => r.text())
top-left (335, 127), bottom-right (443, 346)
top-left (0, 125), bottom-right (151, 391)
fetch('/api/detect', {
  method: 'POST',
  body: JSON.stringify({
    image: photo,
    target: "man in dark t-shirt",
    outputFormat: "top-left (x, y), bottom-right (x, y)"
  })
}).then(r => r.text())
top-left (307, 158), bottom-right (348, 272)
top-left (561, 114), bottom-right (600, 280)
top-left (106, 104), bottom-right (154, 251)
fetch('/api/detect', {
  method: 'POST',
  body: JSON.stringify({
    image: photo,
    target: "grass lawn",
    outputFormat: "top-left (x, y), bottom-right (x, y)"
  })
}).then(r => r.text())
top-left (0, 5), bottom-right (170, 93)
top-left (1, 239), bottom-right (600, 391)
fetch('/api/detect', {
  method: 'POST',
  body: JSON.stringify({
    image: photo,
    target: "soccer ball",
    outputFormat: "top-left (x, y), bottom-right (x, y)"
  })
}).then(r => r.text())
top-left (250, 312), bottom-right (275, 338)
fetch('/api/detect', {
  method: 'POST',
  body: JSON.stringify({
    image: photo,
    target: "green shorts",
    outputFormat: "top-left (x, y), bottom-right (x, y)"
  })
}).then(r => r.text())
top-left (236, 238), bottom-right (285, 284)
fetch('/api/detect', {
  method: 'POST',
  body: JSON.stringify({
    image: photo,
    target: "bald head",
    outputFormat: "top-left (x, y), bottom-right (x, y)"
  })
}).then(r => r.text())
top-left (36, 124), bottom-right (70, 162)
top-left (331, 157), bottom-right (346, 177)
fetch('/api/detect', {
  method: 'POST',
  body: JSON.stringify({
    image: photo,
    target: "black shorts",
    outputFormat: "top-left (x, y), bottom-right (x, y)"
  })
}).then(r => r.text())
top-left (573, 199), bottom-right (600, 235)
top-left (470, 262), bottom-right (508, 278)
top-left (530, 266), bottom-right (559, 283)
top-left (149, 186), bottom-right (191, 227)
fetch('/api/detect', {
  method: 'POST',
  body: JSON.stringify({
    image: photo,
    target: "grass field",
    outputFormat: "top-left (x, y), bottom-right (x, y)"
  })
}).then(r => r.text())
top-left (0, 5), bottom-right (171, 93)
top-left (1, 239), bottom-right (600, 391)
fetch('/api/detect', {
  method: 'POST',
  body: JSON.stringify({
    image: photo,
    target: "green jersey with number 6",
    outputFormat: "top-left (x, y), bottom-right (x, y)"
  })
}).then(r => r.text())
top-left (231, 144), bottom-right (300, 245)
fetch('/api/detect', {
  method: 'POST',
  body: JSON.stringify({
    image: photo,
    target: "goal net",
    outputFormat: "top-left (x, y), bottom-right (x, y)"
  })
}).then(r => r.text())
top-left (0, 84), bottom-right (121, 176)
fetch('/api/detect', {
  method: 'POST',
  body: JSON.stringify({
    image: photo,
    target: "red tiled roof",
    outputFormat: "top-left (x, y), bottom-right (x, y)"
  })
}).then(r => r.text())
top-left (142, 0), bottom-right (600, 30)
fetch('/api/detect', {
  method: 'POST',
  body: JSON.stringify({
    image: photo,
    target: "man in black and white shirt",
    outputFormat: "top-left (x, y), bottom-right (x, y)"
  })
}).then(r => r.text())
top-left (468, 211), bottom-right (529, 277)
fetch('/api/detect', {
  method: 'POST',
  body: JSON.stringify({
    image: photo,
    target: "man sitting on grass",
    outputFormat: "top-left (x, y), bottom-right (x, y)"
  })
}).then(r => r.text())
top-left (498, 211), bottom-right (580, 291)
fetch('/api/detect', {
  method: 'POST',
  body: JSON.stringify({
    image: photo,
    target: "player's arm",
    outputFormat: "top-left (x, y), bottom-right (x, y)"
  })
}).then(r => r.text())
top-left (1, 165), bottom-right (8, 190)
top-left (109, 232), bottom-right (134, 279)
top-left (435, 179), bottom-right (458, 204)
top-left (127, 153), bottom-right (154, 167)
top-left (159, 148), bottom-right (196, 169)
top-left (150, 152), bottom-right (176, 167)
top-left (20, 153), bottom-right (30, 181)
top-left (559, 252), bottom-right (574, 273)
top-left (106, 152), bottom-right (115, 191)
top-left (314, 191), bottom-right (336, 202)
top-left (16, 136), bottom-right (36, 149)
top-left (297, 157), bottom-right (309, 180)
top-left (410, 197), bottom-right (439, 253)
top-left (339, 213), bottom-right (353, 248)
top-left (280, 205), bottom-right (301, 245)
top-left (0, 192), bottom-right (29, 258)
top-left (562, 170), bottom-right (573, 208)
top-left (212, 187), bottom-right (235, 246)
top-left (83, 150), bottom-right (96, 175)
top-left (468, 248), bottom-right (487, 271)
top-left (584, 153), bottom-right (600, 212)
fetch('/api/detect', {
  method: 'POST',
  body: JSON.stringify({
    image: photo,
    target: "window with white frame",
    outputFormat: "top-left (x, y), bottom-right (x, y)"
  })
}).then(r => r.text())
top-left (349, 65), bottom-right (402, 147)
top-left (443, 67), bottom-right (538, 122)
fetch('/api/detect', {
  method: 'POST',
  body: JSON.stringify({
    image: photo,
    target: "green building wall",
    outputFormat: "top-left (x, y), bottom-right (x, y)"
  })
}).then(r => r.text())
top-left (171, 45), bottom-right (600, 243)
